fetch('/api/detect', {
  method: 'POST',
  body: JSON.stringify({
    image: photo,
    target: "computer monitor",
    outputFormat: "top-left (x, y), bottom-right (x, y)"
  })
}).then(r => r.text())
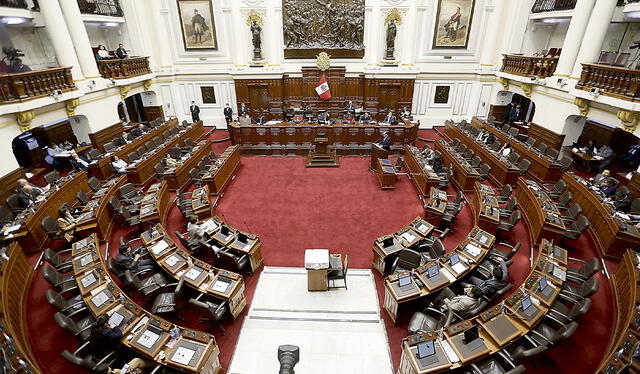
top-left (398, 272), bottom-right (412, 287)
top-left (539, 277), bottom-right (548, 292)
top-left (521, 295), bottom-right (532, 312)
top-left (427, 264), bottom-right (439, 278)
top-left (382, 237), bottom-right (394, 247)
top-left (449, 253), bottom-right (460, 266)
top-left (463, 325), bottom-right (479, 344)
top-left (416, 341), bottom-right (435, 359)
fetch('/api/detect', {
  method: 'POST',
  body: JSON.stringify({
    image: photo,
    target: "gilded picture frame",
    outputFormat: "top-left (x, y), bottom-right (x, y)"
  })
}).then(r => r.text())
top-left (177, 0), bottom-right (218, 50)
top-left (432, 0), bottom-right (475, 49)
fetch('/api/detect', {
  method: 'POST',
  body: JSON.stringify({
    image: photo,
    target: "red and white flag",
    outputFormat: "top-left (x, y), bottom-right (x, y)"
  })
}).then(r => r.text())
top-left (315, 73), bottom-right (331, 100)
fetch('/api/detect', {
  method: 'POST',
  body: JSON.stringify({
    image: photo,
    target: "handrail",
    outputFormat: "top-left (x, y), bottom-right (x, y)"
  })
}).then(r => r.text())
top-left (96, 56), bottom-right (152, 80)
top-left (0, 67), bottom-right (76, 104)
top-left (575, 63), bottom-right (640, 102)
top-left (500, 54), bottom-right (558, 79)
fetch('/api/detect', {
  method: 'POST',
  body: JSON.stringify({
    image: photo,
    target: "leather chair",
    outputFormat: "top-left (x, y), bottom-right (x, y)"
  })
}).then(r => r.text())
top-left (394, 157), bottom-right (403, 173)
top-left (562, 215), bottom-right (590, 241)
top-left (446, 191), bottom-right (465, 211)
top-left (189, 168), bottom-right (203, 187)
top-left (218, 248), bottom-right (251, 274)
top-left (565, 257), bottom-right (601, 285)
top-left (547, 148), bottom-right (560, 160)
top-left (508, 127), bottom-right (519, 138)
top-left (441, 203), bottom-right (463, 225)
top-left (61, 347), bottom-right (118, 373)
top-left (115, 205), bottom-right (143, 231)
top-left (559, 156), bottom-right (573, 172)
top-left (0, 205), bottom-right (14, 224)
top-left (43, 247), bottom-right (73, 273)
top-left (470, 155), bottom-right (482, 168)
top-left (108, 196), bottom-right (138, 215)
top-left (152, 278), bottom-right (185, 320)
top-left (5, 194), bottom-right (22, 214)
top-left (87, 149), bottom-right (102, 160)
top-left (145, 141), bottom-right (155, 152)
top-left (559, 277), bottom-right (599, 305)
top-left (391, 249), bottom-right (422, 273)
top-left (535, 142), bottom-right (548, 154)
top-left (119, 183), bottom-right (143, 205)
top-left (508, 151), bottom-right (520, 165)
top-left (189, 298), bottom-right (228, 335)
top-left (525, 321), bottom-right (578, 347)
top-left (127, 151), bottom-right (140, 162)
top-left (123, 270), bottom-right (168, 297)
top-left (421, 238), bottom-right (446, 262)
top-left (629, 197), bottom-right (640, 214)
top-left (438, 169), bottom-right (453, 189)
top-left (44, 171), bottom-right (60, 186)
top-left (451, 138), bottom-right (460, 150)
top-left (463, 149), bottom-right (474, 161)
top-left (496, 210), bottom-right (521, 234)
top-left (87, 177), bottom-right (102, 192)
top-left (543, 179), bottom-right (567, 200)
top-left (328, 254), bottom-right (348, 290)
top-left (490, 141), bottom-right (502, 152)
top-left (153, 136), bottom-right (163, 147)
top-left (45, 289), bottom-right (87, 318)
top-left (176, 230), bottom-right (205, 256)
top-left (76, 190), bottom-right (90, 205)
top-left (103, 142), bottom-right (116, 152)
top-left (505, 343), bottom-right (548, 362)
top-left (408, 308), bottom-right (456, 335)
top-left (42, 265), bottom-right (78, 295)
top-left (489, 241), bottom-right (520, 262)
top-left (556, 190), bottom-right (573, 210)
top-left (154, 163), bottom-right (166, 179)
top-left (41, 216), bottom-right (66, 241)
top-left (54, 311), bottom-right (96, 341)
top-left (525, 137), bottom-right (536, 148)
top-left (499, 197), bottom-right (518, 218)
top-left (501, 124), bottom-right (511, 133)
top-left (478, 164), bottom-right (491, 181)
top-left (517, 159), bottom-right (531, 176)
top-left (494, 184), bottom-right (513, 204)
top-left (458, 144), bottom-right (468, 155)
top-left (560, 204), bottom-right (582, 225)
top-left (545, 298), bottom-right (591, 326)
top-left (470, 360), bottom-right (525, 374)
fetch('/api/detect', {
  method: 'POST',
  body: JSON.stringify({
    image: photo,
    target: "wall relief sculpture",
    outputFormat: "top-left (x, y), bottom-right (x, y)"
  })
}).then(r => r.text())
top-left (283, 0), bottom-right (365, 58)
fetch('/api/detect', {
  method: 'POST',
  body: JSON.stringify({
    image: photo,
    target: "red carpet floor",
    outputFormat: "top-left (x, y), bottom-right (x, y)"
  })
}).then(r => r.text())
top-left (25, 128), bottom-right (614, 374)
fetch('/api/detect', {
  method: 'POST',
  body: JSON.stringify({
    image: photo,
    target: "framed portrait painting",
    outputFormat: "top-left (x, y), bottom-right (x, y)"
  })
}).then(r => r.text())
top-left (434, 86), bottom-right (451, 104)
top-left (177, 0), bottom-right (218, 50)
top-left (432, 0), bottom-right (475, 49)
top-left (200, 86), bottom-right (216, 104)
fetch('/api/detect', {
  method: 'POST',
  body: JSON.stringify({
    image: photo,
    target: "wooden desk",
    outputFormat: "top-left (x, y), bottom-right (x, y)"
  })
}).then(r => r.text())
top-left (515, 178), bottom-right (566, 245)
top-left (563, 173), bottom-right (640, 259)
top-left (165, 139), bottom-right (211, 191)
top-left (372, 217), bottom-right (435, 276)
top-left (127, 122), bottom-right (204, 186)
top-left (71, 234), bottom-right (222, 373)
top-left (564, 146), bottom-right (597, 171)
top-left (404, 145), bottom-right (441, 197)
top-left (434, 139), bottom-right (480, 192)
top-left (472, 117), bottom-right (563, 183)
top-left (202, 216), bottom-right (264, 273)
top-left (191, 186), bottom-right (213, 219)
top-left (139, 181), bottom-right (170, 225)
top-left (371, 143), bottom-right (391, 171)
top-left (383, 227), bottom-right (495, 324)
top-left (142, 224), bottom-right (247, 319)
top-left (443, 121), bottom-right (519, 187)
top-left (471, 182), bottom-right (500, 235)
top-left (202, 145), bottom-right (241, 195)
top-left (377, 158), bottom-right (396, 189)
top-left (424, 187), bottom-right (448, 227)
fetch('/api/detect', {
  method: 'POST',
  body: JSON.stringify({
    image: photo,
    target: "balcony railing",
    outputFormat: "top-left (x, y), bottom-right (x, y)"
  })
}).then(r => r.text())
top-left (531, 0), bottom-right (576, 13)
top-left (97, 56), bottom-right (151, 80)
top-left (0, 67), bottom-right (76, 104)
top-left (77, 0), bottom-right (123, 17)
top-left (0, 0), bottom-right (27, 9)
top-left (500, 54), bottom-right (559, 79)
top-left (575, 63), bottom-right (640, 102)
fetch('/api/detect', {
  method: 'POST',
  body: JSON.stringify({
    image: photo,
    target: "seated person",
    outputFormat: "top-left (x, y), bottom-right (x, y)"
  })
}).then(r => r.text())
top-left (239, 113), bottom-right (252, 125)
top-left (43, 144), bottom-right (64, 171)
top-left (114, 242), bottom-right (155, 273)
top-left (163, 154), bottom-right (180, 168)
top-left (484, 132), bottom-right (496, 145)
top-left (187, 215), bottom-right (206, 242)
top-left (466, 259), bottom-right (508, 298)
top-left (95, 45), bottom-right (110, 60)
top-left (115, 43), bottom-right (128, 59)
top-left (8, 58), bottom-right (31, 73)
top-left (600, 178), bottom-right (617, 197)
top-left (57, 206), bottom-right (77, 242)
top-left (422, 145), bottom-right (436, 164)
top-left (499, 143), bottom-right (512, 157)
top-left (16, 179), bottom-right (44, 208)
top-left (111, 156), bottom-right (128, 175)
top-left (400, 106), bottom-right (411, 119)
top-left (432, 156), bottom-right (444, 174)
top-left (131, 124), bottom-right (148, 137)
top-left (377, 131), bottom-right (391, 151)
top-left (108, 358), bottom-right (152, 374)
top-left (89, 314), bottom-right (122, 357)
top-left (359, 111), bottom-right (372, 122)
top-left (590, 169), bottom-right (611, 187)
top-left (317, 111), bottom-right (330, 123)
top-left (476, 130), bottom-right (489, 143)
top-left (431, 285), bottom-right (482, 316)
top-left (581, 140), bottom-right (598, 155)
top-left (595, 144), bottom-right (614, 172)
top-left (344, 100), bottom-right (355, 113)
top-left (70, 151), bottom-right (90, 172)
top-left (619, 143), bottom-right (640, 169)
top-left (382, 111), bottom-right (397, 124)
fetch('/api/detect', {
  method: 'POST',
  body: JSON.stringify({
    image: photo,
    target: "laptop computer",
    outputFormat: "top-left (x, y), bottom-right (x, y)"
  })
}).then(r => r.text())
top-left (415, 341), bottom-right (439, 366)
top-left (539, 276), bottom-right (553, 296)
top-left (463, 325), bottom-right (484, 351)
top-left (521, 295), bottom-right (536, 317)
top-left (427, 264), bottom-right (440, 278)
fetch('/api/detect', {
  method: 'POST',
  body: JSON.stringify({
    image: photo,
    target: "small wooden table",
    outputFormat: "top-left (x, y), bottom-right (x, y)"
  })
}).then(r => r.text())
top-left (305, 249), bottom-right (342, 291)
top-left (377, 158), bottom-right (396, 189)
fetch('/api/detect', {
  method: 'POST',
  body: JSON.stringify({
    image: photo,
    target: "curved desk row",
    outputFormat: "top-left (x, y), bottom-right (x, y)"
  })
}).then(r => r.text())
top-left (562, 173), bottom-right (640, 260)
top-left (201, 145), bottom-right (241, 196)
top-left (434, 140), bottom-right (480, 192)
top-left (139, 181), bottom-right (171, 224)
top-left (404, 145), bottom-right (441, 197)
top-left (397, 239), bottom-right (568, 374)
top-left (142, 224), bottom-right (247, 319)
top-left (229, 120), bottom-right (418, 155)
top-left (382, 227), bottom-right (496, 325)
top-left (164, 140), bottom-right (211, 191)
top-left (515, 178), bottom-right (566, 246)
top-left (471, 182), bottom-right (500, 235)
top-left (443, 121), bottom-right (519, 187)
top-left (72, 234), bottom-right (222, 373)
top-left (471, 117), bottom-right (563, 183)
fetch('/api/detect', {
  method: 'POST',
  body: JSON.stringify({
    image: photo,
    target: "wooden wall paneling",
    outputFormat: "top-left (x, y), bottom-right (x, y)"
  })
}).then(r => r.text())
top-left (628, 172), bottom-right (640, 199)
top-left (578, 120), bottom-right (615, 149)
top-left (283, 76), bottom-right (303, 107)
top-left (527, 123), bottom-right (565, 151)
top-left (0, 168), bottom-right (26, 208)
top-left (31, 120), bottom-right (78, 147)
top-left (143, 105), bottom-right (165, 122)
top-left (89, 122), bottom-right (125, 152)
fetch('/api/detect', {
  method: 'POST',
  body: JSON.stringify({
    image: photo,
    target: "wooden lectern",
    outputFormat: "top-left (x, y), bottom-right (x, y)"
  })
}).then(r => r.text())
top-left (306, 132), bottom-right (339, 167)
top-left (370, 143), bottom-right (390, 171)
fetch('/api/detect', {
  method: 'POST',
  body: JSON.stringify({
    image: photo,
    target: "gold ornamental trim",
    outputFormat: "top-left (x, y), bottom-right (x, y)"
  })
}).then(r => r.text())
top-left (617, 110), bottom-right (640, 133)
top-left (316, 52), bottom-right (331, 72)
top-left (246, 10), bottom-right (263, 26)
top-left (384, 8), bottom-right (403, 25)
top-left (16, 110), bottom-right (35, 132)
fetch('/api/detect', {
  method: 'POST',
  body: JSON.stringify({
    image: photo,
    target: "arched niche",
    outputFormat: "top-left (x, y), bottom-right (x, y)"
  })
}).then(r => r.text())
top-left (121, 91), bottom-right (164, 123)
top-left (490, 91), bottom-right (535, 123)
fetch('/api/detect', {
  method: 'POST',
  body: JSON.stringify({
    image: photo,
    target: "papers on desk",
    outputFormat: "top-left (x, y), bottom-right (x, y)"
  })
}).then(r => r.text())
top-left (440, 339), bottom-right (460, 363)
top-left (211, 279), bottom-right (230, 293)
top-left (91, 291), bottom-right (109, 308)
top-left (80, 273), bottom-right (97, 288)
top-left (152, 240), bottom-right (169, 255)
top-left (202, 219), bottom-right (219, 233)
top-left (172, 347), bottom-right (196, 365)
top-left (137, 329), bottom-right (160, 349)
top-left (401, 232), bottom-right (416, 243)
top-left (451, 262), bottom-right (467, 274)
top-left (243, 243), bottom-right (252, 251)
top-left (416, 224), bottom-right (429, 234)
top-left (465, 243), bottom-right (482, 258)
top-left (440, 268), bottom-right (455, 282)
top-left (3, 224), bottom-right (20, 234)
top-left (165, 254), bottom-right (182, 267)
top-left (185, 268), bottom-right (202, 281)
top-left (304, 249), bottom-right (330, 270)
top-left (79, 253), bottom-right (93, 267)
top-left (109, 312), bottom-right (125, 327)
top-left (265, 120), bottom-right (283, 125)
top-left (552, 266), bottom-right (566, 281)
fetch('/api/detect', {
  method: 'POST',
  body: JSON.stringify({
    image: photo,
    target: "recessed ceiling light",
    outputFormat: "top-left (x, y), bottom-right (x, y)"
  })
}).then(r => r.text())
top-left (3, 17), bottom-right (27, 25)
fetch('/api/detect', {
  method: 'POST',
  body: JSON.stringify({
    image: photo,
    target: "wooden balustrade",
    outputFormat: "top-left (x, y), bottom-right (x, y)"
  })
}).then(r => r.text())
top-left (531, 0), bottom-right (576, 12)
top-left (0, 67), bottom-right (76, 104)
top-left (77, 0), bottom-right (123, 17)
top-left (575, 63), bottom-right (640, 102)
top-left (96, 56), bottom-right (152, 80)
top-left (500, 54), bottom-right (558, 78)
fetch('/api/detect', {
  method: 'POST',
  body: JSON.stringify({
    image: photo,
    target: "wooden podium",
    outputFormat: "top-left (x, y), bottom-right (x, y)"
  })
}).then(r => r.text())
top-left (370, 143), bottom-right (390, 171)
top-left (306, 133), bottom-right (339, 167)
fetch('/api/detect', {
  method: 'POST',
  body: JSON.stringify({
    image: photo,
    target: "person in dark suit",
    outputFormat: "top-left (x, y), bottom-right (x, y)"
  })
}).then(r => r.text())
top-left (344, 100), bottom-right (355, 113)
top-left (590, 170), bottom-right (611, 187)
top-left (115, 43), bottom-right (128, 59)
top-left (400, 106), bottom-right (411, 119)
top-left (360, 111), bottom-right (372, 122)
top-left (239, 103), bottom-right (249, 116)
top-left (466, 259), bottom-right (508, 297)
top-left (377, 131), bottom-right (391, 151)
top-left (223, 103), bottom-right (233, 124)
top-left (317, 111), bottom-right (330, 124)
top-left (382, 111), bottom-right (396, 124)
top-left (596, 144), bottom-right (614, 172)
top-left (506, 104), bottom-right (522, 124)
top-left (432, 156), bottom-right (444, 174)
top-left (16, 179), bottom-right (42, 208)
top-left (70, 151), bottom-right (90, 172)
top-left (131, 124), bottom-right (147, 137)
top-left (190, 101), bottom-right (200, 122)
top-left (256, 115), bottom-right (266, 125)
top-left (600, 179), bottom-right (617, 197)
top-left (619, 143), bottom-right (640, 169)
top-left (114, 243), bottom-right (155, 273)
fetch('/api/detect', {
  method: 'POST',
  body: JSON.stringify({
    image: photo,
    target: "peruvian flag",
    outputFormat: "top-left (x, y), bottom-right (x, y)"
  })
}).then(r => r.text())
top-left (315, 73), bottom-right (331, 100)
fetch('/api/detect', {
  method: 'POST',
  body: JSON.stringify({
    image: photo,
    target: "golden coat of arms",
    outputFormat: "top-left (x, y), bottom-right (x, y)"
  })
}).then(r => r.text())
top-left (316, 52), bottom-right (331, 71)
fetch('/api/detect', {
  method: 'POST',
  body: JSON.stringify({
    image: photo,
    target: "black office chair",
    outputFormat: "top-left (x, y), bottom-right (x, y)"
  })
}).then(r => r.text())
top-left (119, 183), bottom-right (143, 205)
top-left (562, 215), bottom-right (590, 241)
top-left (408, 308), bottom-right (456, 335)
top-left (5, 194), bottom-right (22, 214)
top-left (508, 127), bottom-right (519, 138)
top-left (560, 204), bottom-right (582, 225)
top-left (87, 149), bottom-right (102, 160)
top-left (103, 142), bottom-right (116, 152)
top-left (394, 158), bottom-right (404, 173)
top-left (188, 168), bottom-right (203, 187)
top-left (556, 190), bottom-right (573, 210)
top-left (42, 265), bottom-right (78, 295)
top-left (629, 197), bottom-right (640, 214)
top-left (108, 196), bottom-right (138, 215)
top-left (535, 142), bottom-right (548, 154)
top-left (217, 248), bottom-right (251, 274)
top-left (451, 138), bottom-right (460, 150)
top-left (559, 277), bottom-right (599, 305)
top-left (458, 143), bottom-right (468, 155)
top-left (478, 163), bottom-right (491, 181)
top-left (123, 270), bottom-right (168, 298)
top-left (488, 241), bottom-right (520, 262)
top-left (559, 156), bottom-right (573, 172)
top-left (441, 203), bottom-right (463, 225)
top-left (153, 136), bottom-right (163, 148)
top-left (508, 151), bottom-right (520, 165)
top-left (61, 346), bottom-right (118, 373)
top-left (175, 231), bottom-right (205, 256)
top-left (463, 149), bottom-right (474, 161)
top-left (543, 179), bottom-right (566, 200)
top-left (470, 155), bottom-right (482, 168)
top-left (525, 137), bottom-right (536, 148)
top-left (525, 321), bottom-right (578, 348)
top-left (496, 210), bottom-right (521, 234)
top-left (189, 298), bottom-right (228, 335)
top-left (45, 289), bottom-right (87, 318)
top-left (469, 359), bottom-right (525, 374)
top-left (43, 248), bottom-right (73, 273)
top-left (41, 216), bottom-right (66, 242)
top-left (438, 169), bottom-right (453, 189)
top-left (446, 191), bottom-right (465, 211)
top-left (87, 177), bottom-right (102, 192)
top-left (53, 311), bottom-right (96, 341)
top-left (547, 148), bottom-right (560, 160)
top-left (127, 151), bottom-right (140, 162)
top-left (0, 205), bottom-right (14, 224)
top-left (44, 171), bottom-right (61, 186)
top-left (328, 254), bottom-right (348, 290)
top-left (152, 278), bottom-right (186, 320)
top-left (517, 159), bottom-right (531, 176)
top-left (153, 163), bottom-right (166, 180)
top-left (565, 257), bottom-right (601, 285)
top-left (391, 249), bottom-right (422, 273)
top-left (76, 190), bottom-right (90, 205)
top-left (499, 197), bottom-right (518, 218)
top-left (493, 184), bottom-right (513, 204)
top-left (544, 298), bottom-right (591, 327)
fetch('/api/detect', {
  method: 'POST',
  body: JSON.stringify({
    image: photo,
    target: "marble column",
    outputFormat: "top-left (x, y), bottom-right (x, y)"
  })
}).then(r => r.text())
top-left (58, 0), bottom-right (100, 79)
top-left (479, 1), bottom-right (505, 68)
top-left (366, 4), bottom-right (381, 66)
top-left (570, 0), bottom-right (617, 79)
top-left (554, 0), bottom-right (596, 77)
top-left (148, 0), bottom-right (173, 70)
top-left (39, 0), bottom-right (84, 80)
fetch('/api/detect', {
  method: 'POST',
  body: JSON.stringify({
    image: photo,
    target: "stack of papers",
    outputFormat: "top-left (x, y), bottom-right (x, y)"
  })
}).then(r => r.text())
top-left (138, 330), bottom-right (160, 349)
top-left (465, 243), bottom-right (482, 257)
top-left (401, 232), bottom-right (416, 243)
top-left (416, 224), bottom-right (429, 234)
top-left (451, 262), bottom-right (466, 274)
top-left (152, 240), bottom-right (169, 255)
top-left (172, 347), bottom-right (196, 365)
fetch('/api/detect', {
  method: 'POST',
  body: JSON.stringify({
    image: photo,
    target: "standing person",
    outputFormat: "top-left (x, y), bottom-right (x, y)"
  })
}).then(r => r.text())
top-left (239, 103), bottom-right (249, 116)
top-left (377, 131), bottom-right (391, 151)
top-left (223, 103), bottom-right (233, 124)
top-left (191, 9), bottom-right (207, 44)
top-left (190, 101), bottom-right (200, 122)
top-left (115, 43), bottom-right (128, 59)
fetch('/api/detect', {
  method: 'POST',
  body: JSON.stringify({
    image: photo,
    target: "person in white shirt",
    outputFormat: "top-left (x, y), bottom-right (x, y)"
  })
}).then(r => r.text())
top-left (110, 156), bottom-right (128, 175)
top-left (499, 143), bottom-right (512, 157)
top-left (187, 215), bottom-right (206, 241)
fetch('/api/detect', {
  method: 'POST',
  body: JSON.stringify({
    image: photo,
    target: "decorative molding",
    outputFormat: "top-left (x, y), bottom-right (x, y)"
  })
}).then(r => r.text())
top-left (242, 0), bottom-right (263, 7)
top-left (617, 110), bottom-right (640, 133)
top-left (316, 52), bottom-right (331, 71)
top-left (16, 110), bottom-right (35, 132)
top-left (384, 7), bottom-right (404, 25)
top-left (143, 79), bottom-right (153, 91)
top-left (384, 0), bottom-right (407, 5)
top-left (119, 84), bottom-right (132, 99)
top-left (244, 9), bottom-right (264, 25)
top-left (65, 98), bottom-right (80, 117)
top-left (521, 83), bottom-right (532, 97)
top-left (573, 97), bottom-right (589, 117)
top-left (499, 77), bottom-right (509, 91)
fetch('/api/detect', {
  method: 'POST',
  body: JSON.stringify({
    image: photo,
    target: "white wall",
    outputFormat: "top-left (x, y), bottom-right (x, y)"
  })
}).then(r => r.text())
top-left (84, 22), bottom-right (132, 52)
top-left (0, 24), bottom-right (57, 70)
